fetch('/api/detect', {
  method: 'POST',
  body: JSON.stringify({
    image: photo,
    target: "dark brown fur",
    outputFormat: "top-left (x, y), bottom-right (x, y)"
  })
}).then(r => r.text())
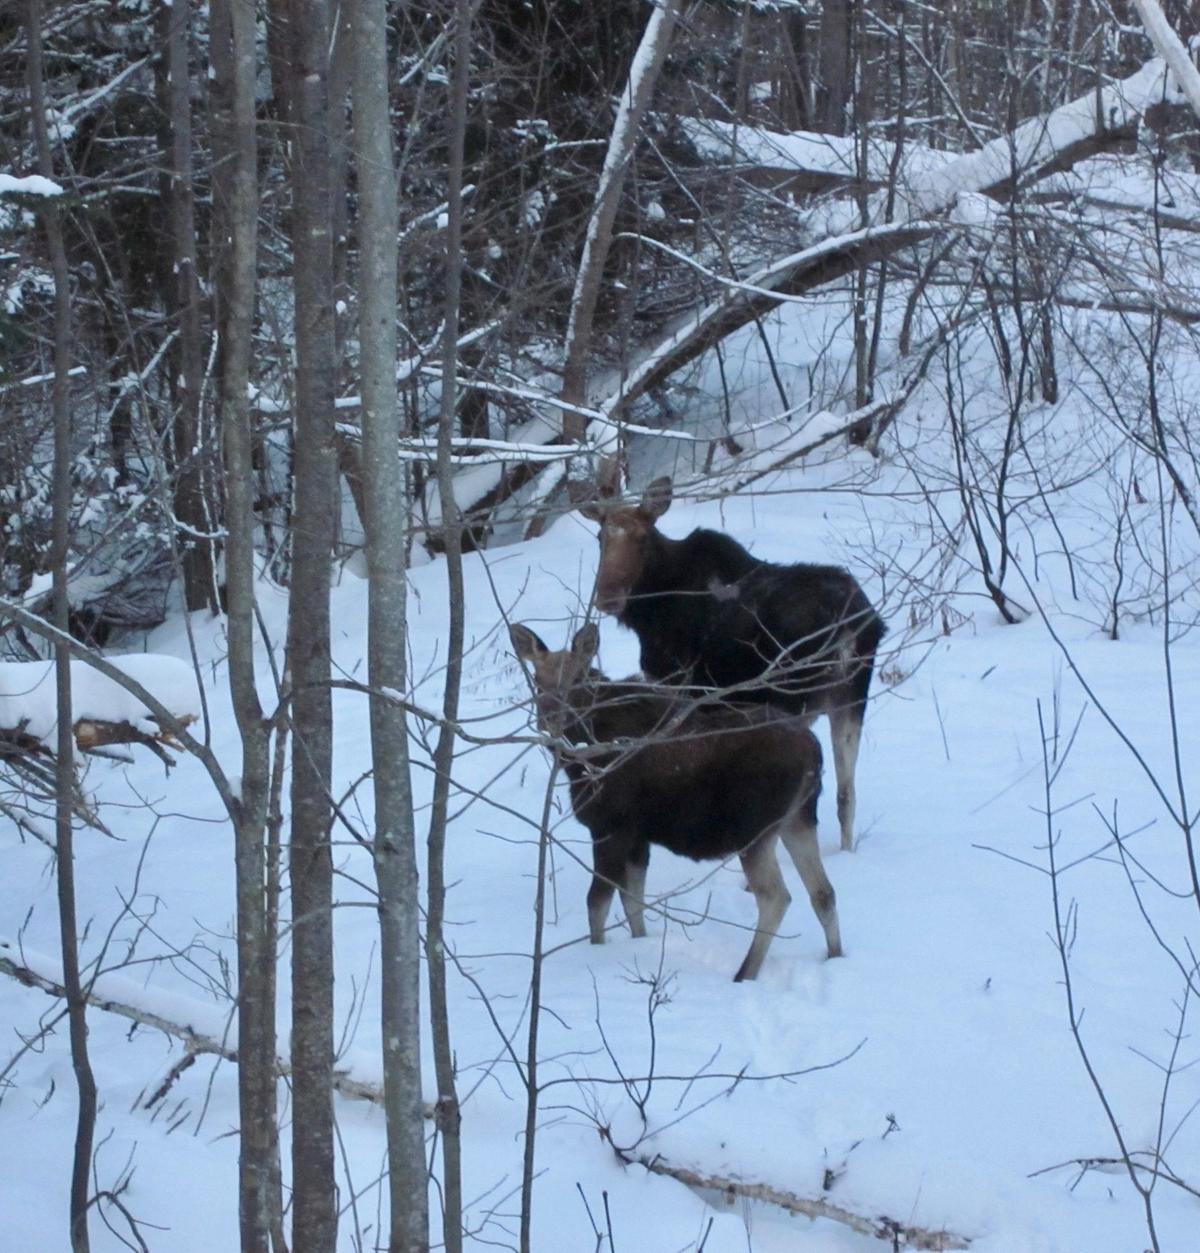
top-left (583, 478), bottom-right (885, 850)
top-left (510, 623), bottom-right (842, 981)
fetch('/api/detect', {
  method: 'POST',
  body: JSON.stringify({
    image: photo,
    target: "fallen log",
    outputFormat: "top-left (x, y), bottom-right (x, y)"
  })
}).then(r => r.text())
top-left (0, 946), bottom-right (431, 1116)
top-left (4, 946), bottom-right (975, 1249)
top-left (0, 714), bottom-right (196, 767)
top-left (73, 714), bottom-right (195, 766)
top-left (629, 1152), bottom-right (972, 1251)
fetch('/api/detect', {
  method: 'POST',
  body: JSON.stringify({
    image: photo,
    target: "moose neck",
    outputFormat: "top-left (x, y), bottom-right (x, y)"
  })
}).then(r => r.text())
top-left (620, 527), bottom-right (756, 633)
top-left (619, 529), bottom-right (689, 630)
top-left (546, 676), bottom-right (675, 750)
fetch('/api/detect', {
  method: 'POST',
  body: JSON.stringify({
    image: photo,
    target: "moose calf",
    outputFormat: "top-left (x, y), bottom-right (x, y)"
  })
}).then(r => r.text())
top-left (510, 622), bottom-right (842, 981)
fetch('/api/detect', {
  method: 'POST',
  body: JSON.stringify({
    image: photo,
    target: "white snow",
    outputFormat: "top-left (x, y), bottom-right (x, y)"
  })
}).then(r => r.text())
top-left (0, 654), bottom-right (202, 741)
top-left (0, 173), bottom-right (63, 198)
top-left (3, 85), bottom-right (1200, 1253)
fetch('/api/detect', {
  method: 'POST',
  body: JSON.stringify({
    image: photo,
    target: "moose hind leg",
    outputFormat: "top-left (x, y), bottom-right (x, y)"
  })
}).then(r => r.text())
top-left (734, 835), bottom-right (791, 982)
top-left (829, 703), bottom-right (863, 852)
top-left (779, 794), bottom-right (842, 958)
top-left (619, 842), bottom-right (649, 939)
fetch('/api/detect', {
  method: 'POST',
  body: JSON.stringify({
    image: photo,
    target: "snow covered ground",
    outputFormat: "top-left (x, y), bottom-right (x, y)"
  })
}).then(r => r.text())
top-left (3, 293), bottom-right (1199, 1252)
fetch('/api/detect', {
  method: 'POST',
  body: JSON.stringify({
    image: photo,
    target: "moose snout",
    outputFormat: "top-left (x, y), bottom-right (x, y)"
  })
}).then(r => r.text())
top-left (594, 584), bottom-right (627, 616)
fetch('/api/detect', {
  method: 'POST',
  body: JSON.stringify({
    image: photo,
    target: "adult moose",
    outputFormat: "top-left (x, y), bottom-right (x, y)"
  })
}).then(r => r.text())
top-left (582, 478), bottom-right (884, 851)
top-left (510, 622), bottom-right (841, 981)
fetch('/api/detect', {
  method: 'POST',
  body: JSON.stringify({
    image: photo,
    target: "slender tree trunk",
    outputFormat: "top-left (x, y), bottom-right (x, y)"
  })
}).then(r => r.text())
top-left (518, 771), bottom-right (560, 1253)
top-left (559, 0), bottom-right (682, 441)
top-left (426, 1), bottom-right (472, 1247)
top-left (350, 0), bottom-right (429, 1247)
top-left (277, 0), bottom-right (339, 1244)
top-left (161, 0), bottom-right (216, 611)
top-left (851, 0), bottom-right (870, 407)
top-left (27, 5), bottom-right (96, 1250)
top-left (818, 0), bottom-right (851, 135)
top-left (210, 0), bottom-right (278, 1248)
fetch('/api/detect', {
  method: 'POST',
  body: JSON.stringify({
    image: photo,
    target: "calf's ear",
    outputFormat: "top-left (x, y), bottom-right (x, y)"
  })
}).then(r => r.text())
top-left (509, 624), bottom-right (548, 662)
top-left (641, 476), bottom-right (673, 520)
top-left (571, 622), bottom-right (600, 664)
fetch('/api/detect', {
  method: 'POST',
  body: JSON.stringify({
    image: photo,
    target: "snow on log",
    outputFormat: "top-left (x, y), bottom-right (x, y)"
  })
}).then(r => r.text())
top-left (0, 172), bottom-right (63, 197)
top-left (681, 116), bottom-right (954, 191)
top-left (631, 1153), bottom-right (971, 1250)
top-left (0, 655), bottom-right (201, 751)
top-left (911, 57), bottom-right (1172, 211)
top-left (591, 218), bottom-right (932, 450)
top-left (1130, 0), bottom-right (1200, 121)
top-left (592, 57), bottom-right (1174, 431)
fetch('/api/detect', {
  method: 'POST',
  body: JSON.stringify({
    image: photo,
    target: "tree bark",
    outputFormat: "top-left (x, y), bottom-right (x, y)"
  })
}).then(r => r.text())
top-left (210, 0), bottom-right (279, 1248)
top-left (26, 5), bottom-right (96, 1249)
top-left (276, 0), bottom-right (339, 1243)
top-left (426, 1), bottom-right (472, 1247)
top-left (817, 0), bottom-right (852, 134)
top-left (350, 0), bottom-right (429, 1247)
top-left (161, 0), bottom-right (216, 611)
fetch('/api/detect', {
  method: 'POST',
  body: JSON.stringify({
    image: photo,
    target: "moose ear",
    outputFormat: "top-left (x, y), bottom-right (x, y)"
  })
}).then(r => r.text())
top-left (641, 476), bottom-right (673, 520)
top-left (509, 624), bottom-right (548, 662)
top-left (578, 499), bottom-right (605, 523)
top-left (571, 622), bottom-right (600, 664)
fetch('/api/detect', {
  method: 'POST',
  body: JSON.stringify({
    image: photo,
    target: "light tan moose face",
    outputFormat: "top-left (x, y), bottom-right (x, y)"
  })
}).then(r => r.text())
top-left (580, 476), bottom-right (674, 617)
top-left (509, 623), bottom-right (599, 733)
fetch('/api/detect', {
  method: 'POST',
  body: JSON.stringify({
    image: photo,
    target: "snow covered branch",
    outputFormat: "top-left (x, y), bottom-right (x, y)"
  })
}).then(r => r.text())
top-left (628, 1154), bottom-right (972, 1251)
top-left (1129, 0), bottom-right (1200, 121)
top-left (592, 56), bottom-right (1175, 431)
top-left (0, 943), bottom-right (435, 1117)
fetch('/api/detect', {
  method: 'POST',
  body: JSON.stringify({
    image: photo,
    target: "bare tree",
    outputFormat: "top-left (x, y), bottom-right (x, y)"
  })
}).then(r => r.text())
top-left (350, 0), bottom-right (429, 1246)
top-left (209, 0), bottom-right (283, 1247)
top-left (25, 4), bottom-right (96, 1249)
top-left (425, 1), bottom-right (474, 1246)
top-left (559, 0), bottom-right (683, 442)
top-left (818, 0), bottom-right (852, 135)
top-left (276, 0), bottom-right (339, 1243)
top-left (160, 0), bottom-right (216, 611)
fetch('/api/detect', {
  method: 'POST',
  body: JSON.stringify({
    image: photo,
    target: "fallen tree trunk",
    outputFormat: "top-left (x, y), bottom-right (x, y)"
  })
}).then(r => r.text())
top-left (0, 713), bottom-right (195, 764)
top-left (629, 1153), bottom-right (971, 1250)
top-left (0, 946), bottom-right (431, 1115)
top-left (4, 946), bottom-right (976, 1249)
top-left (591, 55), bottom-right (1171, 434)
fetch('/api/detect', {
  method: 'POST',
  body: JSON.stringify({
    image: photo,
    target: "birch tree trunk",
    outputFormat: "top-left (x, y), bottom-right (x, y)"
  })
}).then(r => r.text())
top-left (27, 4), bottom-right (96, 1249)
top-left (559, 0), bottom-right (682, 441)
top-left (1131, 0), bottom-right (1200, 118)
top-left (210, 0), bottom-right (279, 1248)
top-left (350, 0), bottom-right (429, 1246)
top-left (277, 0), bottom-right (339, 1244)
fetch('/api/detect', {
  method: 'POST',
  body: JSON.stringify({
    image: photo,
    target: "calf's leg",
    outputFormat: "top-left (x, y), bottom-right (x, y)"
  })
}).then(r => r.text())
top-left (779, 791), bottom-right (842, 958)
top-left (734, 834), bottom-right (790, 982)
